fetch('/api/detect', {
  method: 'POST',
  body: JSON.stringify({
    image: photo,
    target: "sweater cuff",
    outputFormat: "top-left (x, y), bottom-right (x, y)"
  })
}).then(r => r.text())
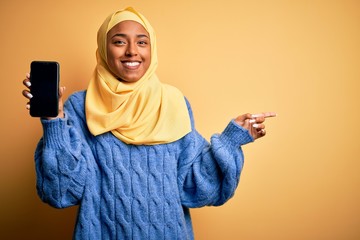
top-left (40, 117), bottom-right (68, 149)
top-left (219, 119), bottom-right (254, 148)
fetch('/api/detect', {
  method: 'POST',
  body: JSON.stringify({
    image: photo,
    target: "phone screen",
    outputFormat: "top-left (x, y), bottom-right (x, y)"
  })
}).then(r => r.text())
top-left (30, 61), bottom-right (59, 117)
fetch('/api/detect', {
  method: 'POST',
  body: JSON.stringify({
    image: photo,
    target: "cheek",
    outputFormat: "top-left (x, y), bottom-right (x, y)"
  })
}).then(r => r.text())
top-left (106, 49), bottom-right (122, 78)
top-left (106, 56), bottom-right (117, 72)
top-left (107, 47), bottom-right (116, 62)
top-left (107, 49), bottom-right (121, 68)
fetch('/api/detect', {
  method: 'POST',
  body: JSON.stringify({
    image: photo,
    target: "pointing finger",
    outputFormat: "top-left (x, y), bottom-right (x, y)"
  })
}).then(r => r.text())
top-left (251, 112), bottom-right (277, 119)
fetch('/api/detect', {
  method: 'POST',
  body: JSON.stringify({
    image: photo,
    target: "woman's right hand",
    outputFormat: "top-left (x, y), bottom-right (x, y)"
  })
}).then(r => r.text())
top-left (22, 73), bottom-right (66, 119)
top-left (234, 112), bottom-right (277, 140)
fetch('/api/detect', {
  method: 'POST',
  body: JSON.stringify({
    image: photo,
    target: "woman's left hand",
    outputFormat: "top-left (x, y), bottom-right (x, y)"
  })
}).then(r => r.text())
top-left (234, 112), bottom-right (277, 140)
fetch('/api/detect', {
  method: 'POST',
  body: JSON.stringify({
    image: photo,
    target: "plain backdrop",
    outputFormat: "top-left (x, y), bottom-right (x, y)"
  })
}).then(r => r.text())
top-left (1, 0), bottom-right (359, 239)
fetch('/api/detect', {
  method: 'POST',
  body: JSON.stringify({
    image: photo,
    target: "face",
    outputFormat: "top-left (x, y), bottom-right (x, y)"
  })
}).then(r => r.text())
top-left (106, 20), bottom-right (151, 83)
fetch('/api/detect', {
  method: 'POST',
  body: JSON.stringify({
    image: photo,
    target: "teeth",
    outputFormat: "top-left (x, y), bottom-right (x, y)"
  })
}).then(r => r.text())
top-left (124, 62), bottom-right (140, 67)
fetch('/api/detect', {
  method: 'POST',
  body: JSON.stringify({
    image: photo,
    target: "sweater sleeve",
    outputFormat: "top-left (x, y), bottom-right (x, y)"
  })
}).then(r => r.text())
top-left (35, 91), bottom-right (93, 209)
top-left (177, 99), bottom-right (254, 208)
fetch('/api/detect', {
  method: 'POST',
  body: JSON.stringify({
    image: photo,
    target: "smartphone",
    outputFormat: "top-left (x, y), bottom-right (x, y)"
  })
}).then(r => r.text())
top-left (30, 61), bottom-right (60, 117)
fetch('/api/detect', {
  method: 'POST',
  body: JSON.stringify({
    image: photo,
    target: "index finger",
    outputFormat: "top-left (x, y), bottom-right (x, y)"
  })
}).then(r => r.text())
top-left (251, 112), bottom-right (277, 118)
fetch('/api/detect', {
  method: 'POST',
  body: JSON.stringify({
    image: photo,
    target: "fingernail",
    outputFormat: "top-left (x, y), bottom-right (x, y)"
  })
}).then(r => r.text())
top-left (252, 124), bottom-right (259, 128)
top-left (25, 81), bottom-right (31, 87)
top-left (26, 92), bottom-right (33, 98)
top-left (249, 119), bottom-right (256, 123)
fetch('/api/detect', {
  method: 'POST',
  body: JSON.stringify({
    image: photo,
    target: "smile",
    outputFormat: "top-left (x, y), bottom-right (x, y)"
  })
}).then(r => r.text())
top-left (123, 62), bottom-right (140, 67)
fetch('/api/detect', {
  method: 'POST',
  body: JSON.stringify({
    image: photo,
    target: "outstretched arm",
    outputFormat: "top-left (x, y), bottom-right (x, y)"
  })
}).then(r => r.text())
top-left (178, 99), bottom-right (276, 207)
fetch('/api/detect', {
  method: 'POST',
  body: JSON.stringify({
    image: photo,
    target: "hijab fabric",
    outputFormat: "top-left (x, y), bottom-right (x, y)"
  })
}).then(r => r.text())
top-left (85, 7), bottom-right (191, 145)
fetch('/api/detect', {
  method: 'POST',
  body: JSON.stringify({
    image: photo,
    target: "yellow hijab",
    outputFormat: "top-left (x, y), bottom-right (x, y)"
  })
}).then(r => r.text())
top-left (85, 7), bottom-right (191, 145)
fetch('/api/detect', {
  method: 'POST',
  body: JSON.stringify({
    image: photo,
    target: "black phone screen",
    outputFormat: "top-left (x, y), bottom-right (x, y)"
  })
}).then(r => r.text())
top-left (30, 61), bottom-right (59, 117)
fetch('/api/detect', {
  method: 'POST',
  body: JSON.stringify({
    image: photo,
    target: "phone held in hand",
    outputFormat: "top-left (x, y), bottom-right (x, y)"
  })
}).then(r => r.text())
top-left (30, 61), bottom-right (60, 117)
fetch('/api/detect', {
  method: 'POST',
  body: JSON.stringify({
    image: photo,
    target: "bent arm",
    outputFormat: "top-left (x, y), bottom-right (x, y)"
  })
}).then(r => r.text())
top-left (177, 98), bottom-right (253, 208)
top-left (178, 121), bottom-right (253, 208)
top-left (35, 92), bottom-right (93, 208)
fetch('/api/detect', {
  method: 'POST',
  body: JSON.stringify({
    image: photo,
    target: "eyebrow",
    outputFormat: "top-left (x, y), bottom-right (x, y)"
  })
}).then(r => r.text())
top-left (111, 33), bottom-right (149, 39)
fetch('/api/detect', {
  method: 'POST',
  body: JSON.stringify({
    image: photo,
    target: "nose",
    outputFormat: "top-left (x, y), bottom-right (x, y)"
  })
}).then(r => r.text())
top-left (125, 43), bottom-right (138, 56)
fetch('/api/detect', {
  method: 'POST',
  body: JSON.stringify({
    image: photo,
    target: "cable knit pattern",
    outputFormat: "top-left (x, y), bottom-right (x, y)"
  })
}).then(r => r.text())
top-left (34, 90), bottom-right (253, 240)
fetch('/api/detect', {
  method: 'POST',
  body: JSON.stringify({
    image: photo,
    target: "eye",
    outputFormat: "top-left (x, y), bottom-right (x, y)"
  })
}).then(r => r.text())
top-left (138, 39), bottom-right (149, 46)
top-left (113, 40), bottom-right (126, 45)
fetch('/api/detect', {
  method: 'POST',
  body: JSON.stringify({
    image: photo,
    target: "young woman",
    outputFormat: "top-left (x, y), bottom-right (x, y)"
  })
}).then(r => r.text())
top-left (22, 7), bottom-right (276, 239)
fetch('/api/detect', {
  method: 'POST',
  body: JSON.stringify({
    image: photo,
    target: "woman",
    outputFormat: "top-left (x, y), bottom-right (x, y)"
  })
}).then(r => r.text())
top-left (22, 7), bottom-right (275, 240)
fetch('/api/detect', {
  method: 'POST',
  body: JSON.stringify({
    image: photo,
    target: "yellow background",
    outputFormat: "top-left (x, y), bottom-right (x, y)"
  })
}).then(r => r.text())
top-left (1, 0), bottom-right (359, 239)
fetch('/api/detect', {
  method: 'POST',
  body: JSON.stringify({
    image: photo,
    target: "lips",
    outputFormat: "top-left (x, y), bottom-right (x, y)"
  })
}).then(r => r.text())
top-left (122, 61), bottom-right (140, 69)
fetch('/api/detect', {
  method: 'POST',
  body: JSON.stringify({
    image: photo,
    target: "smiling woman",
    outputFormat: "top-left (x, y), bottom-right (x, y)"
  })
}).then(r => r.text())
top-left (20, 6), bottom-right (276, 240)
top-left (106, 20), bottom-right (151, 82)
top-left (84, 7), bottom-right (193, 145)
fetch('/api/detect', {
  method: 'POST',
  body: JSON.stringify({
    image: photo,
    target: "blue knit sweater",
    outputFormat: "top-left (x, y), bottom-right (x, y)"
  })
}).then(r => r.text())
top-left (35, 90), bottom-right (253, 240)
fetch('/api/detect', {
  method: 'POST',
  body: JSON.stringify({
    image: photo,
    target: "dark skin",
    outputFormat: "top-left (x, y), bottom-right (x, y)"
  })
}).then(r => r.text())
top-left (234, 112), bottom-right (276, 139)
top-left (106, 21), bottom-right (151, 83)
top-left (22, 20), bottom-right (276, 140)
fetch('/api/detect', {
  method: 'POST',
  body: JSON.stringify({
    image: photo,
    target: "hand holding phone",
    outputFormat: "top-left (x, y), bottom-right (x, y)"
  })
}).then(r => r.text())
top-left (29, 61), bottom-right (60, 117)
